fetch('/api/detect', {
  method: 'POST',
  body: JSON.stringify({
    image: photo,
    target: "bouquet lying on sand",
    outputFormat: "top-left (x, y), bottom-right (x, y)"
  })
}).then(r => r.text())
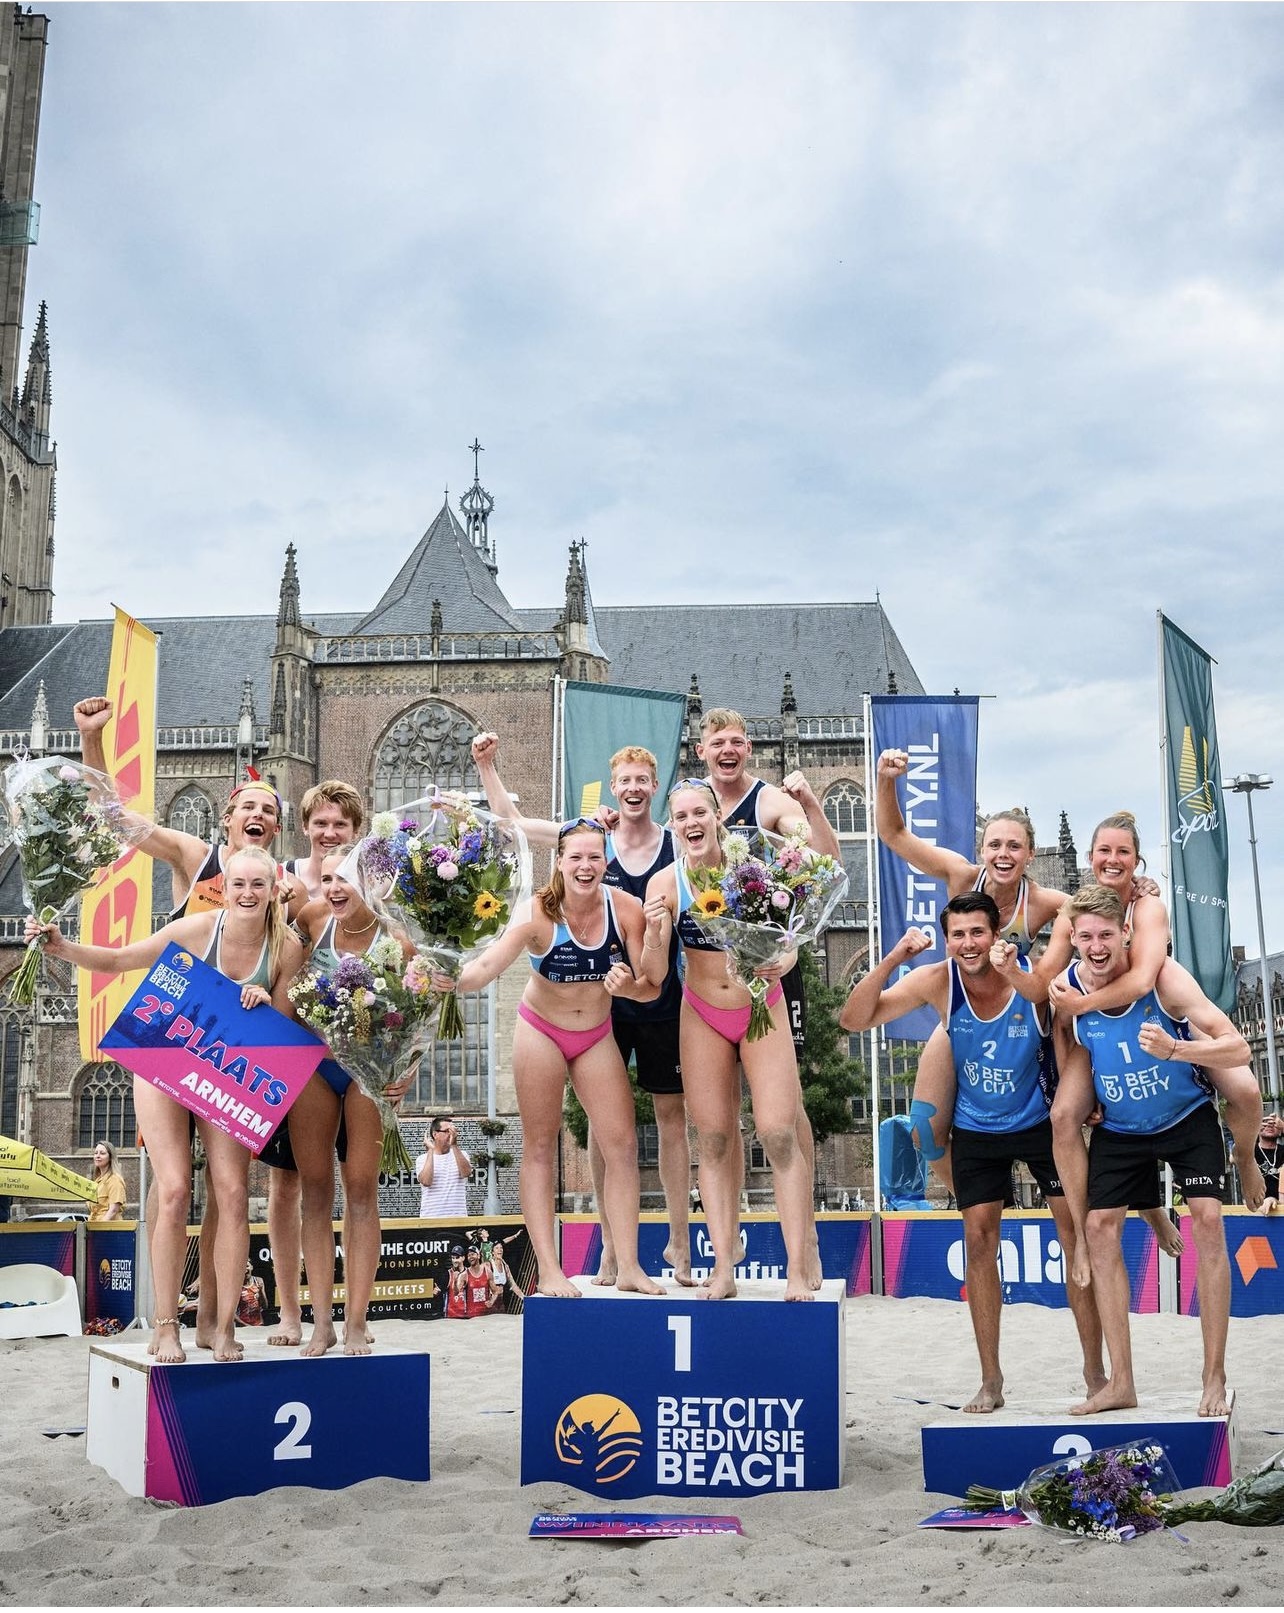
top-left (685, 827), bottom-right (849, 1040)
top-left (289, 937), bottom-right (438, 1175)
top-left (344, 796), bottom-right (530, 1043)
top-left (0, 755), bottom-right (149, 1006)
top-left (965, 1443), bottom-right (1284, 1542)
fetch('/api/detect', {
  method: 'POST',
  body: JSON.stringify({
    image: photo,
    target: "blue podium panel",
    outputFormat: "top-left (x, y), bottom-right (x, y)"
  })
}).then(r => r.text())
top-left (1180, 1209), bottom-right (1284, 1319)
top-left (521, 1278), bottom-right (844, 1499)
top-left (87, 1338), bottom-right (430, 1505)
top-left (922, 1395), bottom-right (1237, 1498)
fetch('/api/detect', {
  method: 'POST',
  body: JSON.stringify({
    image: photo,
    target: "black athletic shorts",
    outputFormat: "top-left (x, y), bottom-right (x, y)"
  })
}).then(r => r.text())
top-left (613, 1016), bottom-right (683, 1096)
top-left (257, 1111), bottom-right (350, 1171)
top-left (952, 1119), bottom-right (1063, 1211)
top-left (1088, 1103), bottom-right (1227, 1211)
top-left (782, 961), bottom-right (805, 1052)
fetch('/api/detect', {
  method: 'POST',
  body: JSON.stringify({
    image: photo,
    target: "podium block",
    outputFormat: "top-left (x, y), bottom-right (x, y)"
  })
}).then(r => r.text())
top-left (521, 1278), bottom-right (845, 1499)
top-left (87, 1337), bottom-right (430, 1505)
top-left (922, 1394), bottom-right (1237, 1498)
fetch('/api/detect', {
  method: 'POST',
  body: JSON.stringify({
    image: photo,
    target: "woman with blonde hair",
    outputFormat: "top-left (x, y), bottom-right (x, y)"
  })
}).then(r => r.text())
top-left (88, 1140), bottom-right (127, 1222)
top-left (435, 819), bottom-right (662, 1298)
top-left (27, 845), bottom-right (305, 1363)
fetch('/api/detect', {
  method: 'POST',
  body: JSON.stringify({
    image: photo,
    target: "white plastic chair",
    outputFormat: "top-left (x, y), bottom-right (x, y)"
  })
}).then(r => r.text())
top-left (0, 1262), bottom-right (82, 1339)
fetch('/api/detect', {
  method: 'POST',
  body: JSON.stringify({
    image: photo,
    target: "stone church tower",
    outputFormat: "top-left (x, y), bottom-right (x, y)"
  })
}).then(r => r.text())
top-left (0, 7), bottom-right (54, 629)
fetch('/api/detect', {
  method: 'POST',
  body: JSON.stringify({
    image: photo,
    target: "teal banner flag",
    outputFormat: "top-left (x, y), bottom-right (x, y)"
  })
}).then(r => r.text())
top-left (1160, 615), bottom-right (1234, 1011)
top-left (561, 682), bottom-right (687, 818)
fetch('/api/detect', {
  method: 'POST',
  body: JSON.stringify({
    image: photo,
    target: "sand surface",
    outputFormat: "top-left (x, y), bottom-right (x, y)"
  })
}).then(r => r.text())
top-left (2, 1295), bottom-right (1280, 1608)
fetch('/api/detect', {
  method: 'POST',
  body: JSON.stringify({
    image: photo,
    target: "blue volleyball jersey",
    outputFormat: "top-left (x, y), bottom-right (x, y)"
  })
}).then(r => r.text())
top-left (528, 890), bottom-right (628, 984)
top-left (948, 958), bottom-right (1052, 1133)
top-left (603, 827), bottom-right (680, 1021)
top-left (1070, 965), bottom-right (1214, 1134)
top-left (673, 857), bottom-right (723, 952)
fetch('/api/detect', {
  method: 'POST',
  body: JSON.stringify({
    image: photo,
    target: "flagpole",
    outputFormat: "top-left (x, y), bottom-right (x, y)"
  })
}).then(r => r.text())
top-left (551, 675), bottom-right (564, 819)
top-left (1155, 612), bottom-right (1179, 1307)
top-left (864, 693), bottom-right (885, 1294)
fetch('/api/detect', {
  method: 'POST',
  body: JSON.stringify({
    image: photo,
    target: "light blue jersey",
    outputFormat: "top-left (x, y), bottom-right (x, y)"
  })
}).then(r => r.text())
top-left (1070, 963), bottom-right (1214, 1134)
top-left (948, 957), bottom-right (1052, 1133)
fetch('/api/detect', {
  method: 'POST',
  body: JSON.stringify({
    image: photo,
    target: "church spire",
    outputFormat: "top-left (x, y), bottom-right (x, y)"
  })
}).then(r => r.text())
top-left (277, 543), bottom-right (301, 631)
top-left (459, 437), bottom-right (497, 576)
top-left (20, 300), bottom-right (51, 437)
top-left (564, 540), bottom-right (587, 626)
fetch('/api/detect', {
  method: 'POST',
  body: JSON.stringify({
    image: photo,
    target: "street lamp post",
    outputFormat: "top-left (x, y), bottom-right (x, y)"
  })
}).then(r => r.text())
top-left (1223, 773), bottom-right (1280, 1108)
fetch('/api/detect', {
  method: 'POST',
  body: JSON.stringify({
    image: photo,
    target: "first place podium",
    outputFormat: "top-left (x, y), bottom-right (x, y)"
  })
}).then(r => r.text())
top-left (87, 1336), bottom-right (430, 1506)
top-left (521, 1278), bottom-right (845, 1500)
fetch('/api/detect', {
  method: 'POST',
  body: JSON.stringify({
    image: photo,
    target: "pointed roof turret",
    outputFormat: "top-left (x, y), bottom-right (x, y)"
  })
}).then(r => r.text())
top-left (780, 672), bottom-right (797, 716)
top-left (355, 498), bottom-right (523, 635)
top-left (459, 437), bottom-right (497, 576)
top-left (278, 544), bottom-right (301, 631)
top-left (564, 542), bottom-right (587, 626)
top-left (28, 677), bottom-right (48, 753)
top-left (20, 300), bottom-right (51, 437)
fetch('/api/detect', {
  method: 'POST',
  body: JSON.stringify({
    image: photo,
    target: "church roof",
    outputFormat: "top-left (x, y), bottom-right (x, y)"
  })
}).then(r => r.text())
top-left (353, 500), bottom-right (525, 635)
top-left (583, 600), bottom-right (924, 715)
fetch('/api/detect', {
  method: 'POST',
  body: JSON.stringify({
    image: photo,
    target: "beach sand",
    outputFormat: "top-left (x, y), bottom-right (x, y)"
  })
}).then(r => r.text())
top-left (1, 1296), bottom-right (1279, 1608)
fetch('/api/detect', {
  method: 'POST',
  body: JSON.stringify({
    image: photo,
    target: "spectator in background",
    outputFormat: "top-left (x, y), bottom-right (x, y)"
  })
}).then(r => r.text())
top-left (88, 1141), bottom-right (127, 1222)
top-left (416, 1119), bottom-right (472, 1218)
top-left (1254, 1114), bottom-right (1282, 1212)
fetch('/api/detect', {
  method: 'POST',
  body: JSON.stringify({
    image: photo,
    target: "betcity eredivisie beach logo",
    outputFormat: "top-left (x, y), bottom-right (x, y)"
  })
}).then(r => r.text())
top-left (554, 1394), bottom-right (644, 1484)
top-left (1171, 726), bottom-right (1220, 848)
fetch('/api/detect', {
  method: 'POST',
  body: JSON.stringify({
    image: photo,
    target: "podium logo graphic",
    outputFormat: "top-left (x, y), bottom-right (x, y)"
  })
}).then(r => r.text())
top-left (1234, 1234), bottom-right (1278, 1286)
top-left (554, 1394), bottom-right (644, 1484)
top-left (695, 1226), bottom-right (748, 1263)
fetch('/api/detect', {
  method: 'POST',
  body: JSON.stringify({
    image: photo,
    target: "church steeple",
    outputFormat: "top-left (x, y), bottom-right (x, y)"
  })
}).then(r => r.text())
top-left (459, 437), bottom-right (496, 576)
top-left (564, 540), bottom-right (588, 627)
top-left (20, 300), bottom-right (51, 441)
top-left (277, 543), bottom-right (301, 631)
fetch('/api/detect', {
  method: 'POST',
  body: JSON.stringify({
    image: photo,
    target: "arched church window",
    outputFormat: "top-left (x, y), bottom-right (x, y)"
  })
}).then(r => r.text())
top-left (372, 701), bottom-right (481, 814)
top-left (76, 1062), bottom-right (137, 1149)
top-left (823, 780), bottom-right (867, 837)
top-left (168, 786), bottom-right (215, 842)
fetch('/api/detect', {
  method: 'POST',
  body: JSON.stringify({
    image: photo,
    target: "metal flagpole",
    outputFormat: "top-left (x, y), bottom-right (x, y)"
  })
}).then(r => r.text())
top-left (1155, 612), bottom-right (1178, 1313)
top-left (864, 693), bottom-right (885, 1295)
top-left (129, 1143), bottom-right (151, 1329)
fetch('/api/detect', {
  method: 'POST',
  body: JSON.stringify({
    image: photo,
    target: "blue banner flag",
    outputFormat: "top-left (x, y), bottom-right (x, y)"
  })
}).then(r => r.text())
top-left (561, 682), bottom-right (687, 817)
top-left (1160, 616), bottom-right (1234, 1011)
top-left (871, 695), bottom-right (980, 1041)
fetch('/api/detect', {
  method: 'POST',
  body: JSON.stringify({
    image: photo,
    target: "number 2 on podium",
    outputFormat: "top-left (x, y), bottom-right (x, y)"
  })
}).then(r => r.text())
top-left (668, 1314), bottom-right (692, 1373)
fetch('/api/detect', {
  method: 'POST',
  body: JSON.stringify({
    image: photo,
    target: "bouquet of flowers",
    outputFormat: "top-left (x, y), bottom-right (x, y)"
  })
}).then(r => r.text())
top-left (288, 935), bottom-right (438, 1175)
top-left (964, 1442), bottom-right (1180, 1542)
top-left (1161, 1448), bottom-right (1284, 1527)
top-left (0, 755), bottom-right (149, 1006)
top-left (685, 829), bottom-right (849, 1040)
top-left (343, 794), bottom-right (530, 1042)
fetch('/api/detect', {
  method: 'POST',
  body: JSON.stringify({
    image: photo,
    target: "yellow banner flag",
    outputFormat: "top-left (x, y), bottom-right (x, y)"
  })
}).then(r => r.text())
top-left (78, 608), bottom-right (157, 1060)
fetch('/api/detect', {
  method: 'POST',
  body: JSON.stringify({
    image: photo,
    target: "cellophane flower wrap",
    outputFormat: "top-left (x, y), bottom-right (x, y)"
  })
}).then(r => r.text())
top-left (685, 829), bottom-right (849, 1041)
top-left (342, 795), bottom-right (530, 1042)
top-left (0, 755), bottom-right (152, 1006)
top-left (288, 934), bottom-right (437, 1175)
top-left (964, 1442), bottom-right (1180, 1542)
top-left (1161, 1448), bottom-right (1284, 1527)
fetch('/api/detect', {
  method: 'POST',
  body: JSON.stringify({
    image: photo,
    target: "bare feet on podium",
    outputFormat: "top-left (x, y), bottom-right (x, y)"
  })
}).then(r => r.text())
top-left (664, 1237), bottom-right (695, 1287)
top-left (1199, 1372), bottom-right (1232, 1418)
top-left (300, 1319), bottom-right (338, 1356)
top-left (616, 1265), bottom-right (665, 1296)
top-left (700, 1266), bottom-right (737, 1301)
top-left (537, 1271), bottom-right (582, 1298)
top-left (149, 1318), bottom-right (186, 1365)
top-left (784, 1270), bottom-right (816, 1302)
top-left (212, 1328), bottom-right (244, 1363)
top-left (342, 1322), bottom-right (372, 1357)
top-left (1240, 1159), bottom-right (1267, 1214)
top-left (267, 1314), bottom-right (303, 1346)
top-left (805, 1225), bottom-right (823, 1290)
top-left (963, 1378), bottom-right (1004, 1414)
top-left (1070, 1376), bottom-right (1137, 1416)
top-left (590, 1249), bottom-right (618, 1287)
top-left (1142, 1209), bottom-right (1184, 1259)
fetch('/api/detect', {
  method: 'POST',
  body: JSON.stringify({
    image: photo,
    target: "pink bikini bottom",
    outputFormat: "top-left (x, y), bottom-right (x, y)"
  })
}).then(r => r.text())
top-left (682, 983), bottom-right (784, 1047)
top-left (517, 1001), bottom-right (614, 1062)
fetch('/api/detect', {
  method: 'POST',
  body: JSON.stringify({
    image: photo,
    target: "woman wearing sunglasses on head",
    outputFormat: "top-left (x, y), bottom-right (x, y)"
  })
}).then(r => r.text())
top-left (433, 818), bottom-right (664, 1298)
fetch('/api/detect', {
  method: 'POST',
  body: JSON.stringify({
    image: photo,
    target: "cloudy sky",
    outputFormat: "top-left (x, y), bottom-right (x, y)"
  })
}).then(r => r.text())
top-left (27, 2), bottom-right (1284, 953)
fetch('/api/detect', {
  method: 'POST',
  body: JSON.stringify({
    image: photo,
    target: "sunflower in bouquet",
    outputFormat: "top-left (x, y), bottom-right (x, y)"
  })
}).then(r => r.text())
top-left (685, 828), bottom-right (849, 1041)
top-left (343, 795), bottom-right (530, 1042)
